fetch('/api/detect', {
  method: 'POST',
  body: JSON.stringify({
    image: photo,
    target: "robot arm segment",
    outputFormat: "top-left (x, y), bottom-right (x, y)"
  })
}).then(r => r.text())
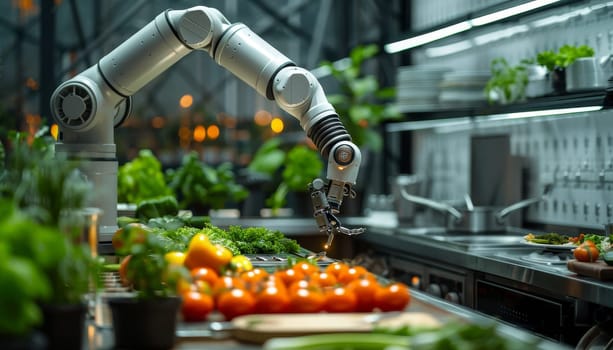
top-left (50, 5), bottom-right (364, 247)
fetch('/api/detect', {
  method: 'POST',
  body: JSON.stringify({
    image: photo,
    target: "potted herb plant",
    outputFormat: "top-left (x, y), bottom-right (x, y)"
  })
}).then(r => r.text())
top-left (109, 224), bottom-right (186, 350)
top-left (0, 129), bottom-right (100, 350)
top-left (166, 152), bottom-right (249, 215)
top-left (536, 44), bottom-right (595, 93)
top-left (484, 58), bottom-right (530, 105)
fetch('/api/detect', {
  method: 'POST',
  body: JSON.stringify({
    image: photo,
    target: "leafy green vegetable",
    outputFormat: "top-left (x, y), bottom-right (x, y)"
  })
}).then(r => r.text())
top-left (147, 221), bottom-right (300, 255)
top-left (374, 322), bottom-right (538, 350)
top-left (484, 58), bottom-right (530, 104)
top-left (135, 195), bottom-right (179, 221)
top-left (582, 233), bottom-right (612, 253)
top-left (166, 152), bottom-right (248, 211)
top-left (117, 149), bottom-right (173, 205)
top-left (536, 44), bottom-right (595, 71)
top-left (247, 138), bottom-right (285, 176)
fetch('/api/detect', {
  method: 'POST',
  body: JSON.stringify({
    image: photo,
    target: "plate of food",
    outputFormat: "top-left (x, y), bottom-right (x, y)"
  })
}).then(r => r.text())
top-left (521, 233), bottom-right (579, 250)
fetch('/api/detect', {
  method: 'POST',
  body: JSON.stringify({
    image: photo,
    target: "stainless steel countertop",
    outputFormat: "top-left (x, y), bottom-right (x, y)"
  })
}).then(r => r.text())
top-left (357, 223), bottom-right (613, 309)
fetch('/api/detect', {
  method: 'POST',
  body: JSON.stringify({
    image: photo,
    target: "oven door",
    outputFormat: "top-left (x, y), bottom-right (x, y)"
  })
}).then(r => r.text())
top-left (475, 275), bottom-right (587, 344)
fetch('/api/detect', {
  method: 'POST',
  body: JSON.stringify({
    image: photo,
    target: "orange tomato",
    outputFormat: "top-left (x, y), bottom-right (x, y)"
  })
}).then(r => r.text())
top-left (184, 233), bottom-right (233, 272)
top-left (191, 267), bottom-right (220, 288)
top-left (374, 282), bottom-right (411, 312)
top-left (323, 286), bottom-right (357, 313)
top-left (217, 288), bottom-right (256, 320)
top-left (287, 286), bottom-right (326, 313)
top-left (337, 265), bottom-right (371, 285)
top-left (310, 271), bottom-right (337, 288)
top-left (292, 261), bottom-right (320, 276)
top-left (181, 290), bottom-right (214, 322)
top-left (325, 262), bottom-right (350, 280)
top-left (254, 284), bottom-right (290, 314)
top-left (573, 242), bottom-right (600, 262)
top-left (274, 268), bottom-right (305, 287)
top-left (347, 277), bottom-right (379, 312)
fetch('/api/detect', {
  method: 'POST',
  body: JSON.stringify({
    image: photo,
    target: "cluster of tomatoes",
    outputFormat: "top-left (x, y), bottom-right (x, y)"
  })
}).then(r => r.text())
top-left (116, 228), bottom-right (411, 322)
top-left (179, 259), bottom-right (411, 322)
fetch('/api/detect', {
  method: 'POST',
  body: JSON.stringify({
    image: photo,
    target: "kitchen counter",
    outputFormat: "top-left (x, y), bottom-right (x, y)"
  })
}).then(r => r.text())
top-left (85, 289), bottom-right (568, 349)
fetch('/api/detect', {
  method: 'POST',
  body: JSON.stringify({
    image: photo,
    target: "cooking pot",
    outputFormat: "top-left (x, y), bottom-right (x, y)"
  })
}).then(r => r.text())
top-left (399, 185), bottom-right (552, 233)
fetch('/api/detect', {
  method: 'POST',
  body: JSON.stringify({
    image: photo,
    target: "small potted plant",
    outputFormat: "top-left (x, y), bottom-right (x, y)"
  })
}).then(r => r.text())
top-left (536, 44), bottom-right (595, 93)
top-left (484, 57), bottom-right (530, 105)
top-left (0, 129), bottom-right (100, 350)
top-left (166, 152), bottom-right (249, 215)
top-left (109, 224), bottom-right (186, 350)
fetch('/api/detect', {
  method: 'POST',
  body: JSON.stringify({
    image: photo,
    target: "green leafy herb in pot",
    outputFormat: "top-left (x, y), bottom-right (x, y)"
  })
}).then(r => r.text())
top-left (117, 149), bottom-right (173, 205)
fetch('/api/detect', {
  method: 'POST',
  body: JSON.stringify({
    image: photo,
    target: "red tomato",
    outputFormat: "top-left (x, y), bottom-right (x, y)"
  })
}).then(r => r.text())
top-left (191, 267), bottom-right (220, 288)
top-left (347, 277), bottom-right (379, 312)
top-left (217, 288), bottom-right (256, 320)
top-left (374, 282), bottom-right (411, 312)
top-left (573, 242), bottom-right (600, 262)
top-left (181, 291), bottom-right (214, 322)
top-left (287, 286), bottom-right (325, 313)
top-left (212, 276), bottom-right (246, 301)
top-left (323, 286), bottom-right (357, 313)
top-left (254, 284), bottom-right (290, 314)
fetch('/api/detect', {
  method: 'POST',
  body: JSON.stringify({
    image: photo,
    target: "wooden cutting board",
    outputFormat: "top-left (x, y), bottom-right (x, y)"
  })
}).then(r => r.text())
top-left (567, 260), bottom-right (613, 281)
top-left (230, 312), bottom-right (442, 344)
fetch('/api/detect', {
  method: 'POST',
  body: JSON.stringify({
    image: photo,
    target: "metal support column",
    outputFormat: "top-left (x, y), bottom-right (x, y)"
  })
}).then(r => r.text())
top-left (39, 0), bottom-right (55, 122)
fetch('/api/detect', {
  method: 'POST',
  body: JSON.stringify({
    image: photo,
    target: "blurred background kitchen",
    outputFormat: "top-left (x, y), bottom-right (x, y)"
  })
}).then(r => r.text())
top-left (2, 0), bottom-right (613, 347)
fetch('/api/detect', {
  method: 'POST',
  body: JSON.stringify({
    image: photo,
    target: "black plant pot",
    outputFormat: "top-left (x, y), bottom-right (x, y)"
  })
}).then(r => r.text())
top-left (39, 302), bottom-right (87, 350)
top-left (108, 297), bottom-right (181, 350)
top-left (0, 331), bottom-right (46, 350)
top-left (551, 67), bottom-right (566, 94)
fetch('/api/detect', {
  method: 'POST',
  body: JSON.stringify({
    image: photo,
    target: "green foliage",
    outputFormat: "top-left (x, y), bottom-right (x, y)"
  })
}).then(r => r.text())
top-left (320, 44), bottom-right (401, 151)
top-left (536, 44), bottom-right (595, 71)
top-left (0, 128), bottom-right (91, 227)
top-left (484, 58), bottom-right (530, 104)
top-left (0, 200), bottom-right (99, 336)
top-left (117, 149), bottom-right (173, 205)
top-left (247, 138), bottom-right (285, 176)
top-left (166, 152), bottom-right (248, 211)
top-left (151, 222), bottom-right (300, 255)
top-left (135, 195), bottom-right (179, 221)
top-left (114, 224), bottom-right (185, 299)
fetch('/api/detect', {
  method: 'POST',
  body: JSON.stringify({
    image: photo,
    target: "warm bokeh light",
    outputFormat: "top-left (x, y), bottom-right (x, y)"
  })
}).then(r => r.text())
top-left (50, 124), bottom-right (59, 140)
top-left (207, 125), bottom-right (220, 140)
top-left (270, 117), bottom-right (284, 133)
top-left (25, 77), bottom-right (39, 90)
top-left (178, 126), bottom-right (191, 139)
top-left (193, 125), bottom-right (206, 142)
top-left (151, 116), bottom-right (165, 129)
top-left (254, 110), bottom-right (272, 126)
top-left (179, 94), bottom-right (193, 108)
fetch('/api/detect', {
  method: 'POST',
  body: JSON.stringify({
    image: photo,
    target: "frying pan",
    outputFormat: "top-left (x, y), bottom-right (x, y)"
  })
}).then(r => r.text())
top-left (399, 184), bottom-right (552, 233)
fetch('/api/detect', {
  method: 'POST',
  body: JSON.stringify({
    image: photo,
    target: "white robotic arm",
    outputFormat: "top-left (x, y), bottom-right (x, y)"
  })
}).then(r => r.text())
top-left (50, 6), bottom-right (364, 248)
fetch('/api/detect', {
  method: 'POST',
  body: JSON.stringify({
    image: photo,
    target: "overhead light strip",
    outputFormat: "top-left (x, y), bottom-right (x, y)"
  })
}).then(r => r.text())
top-left (384, 0), bottom-right (561, 54)
top-left (385, 106), bottom-right (602, 132)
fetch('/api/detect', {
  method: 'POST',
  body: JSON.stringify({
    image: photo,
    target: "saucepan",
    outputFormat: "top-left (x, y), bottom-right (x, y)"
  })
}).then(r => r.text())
top-left (399, 184), bottom-right (552, 233)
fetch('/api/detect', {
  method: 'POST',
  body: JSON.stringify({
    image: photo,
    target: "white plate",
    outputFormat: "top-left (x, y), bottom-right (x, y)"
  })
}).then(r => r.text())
top-left (520, 239), bottom-right (578, 250)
